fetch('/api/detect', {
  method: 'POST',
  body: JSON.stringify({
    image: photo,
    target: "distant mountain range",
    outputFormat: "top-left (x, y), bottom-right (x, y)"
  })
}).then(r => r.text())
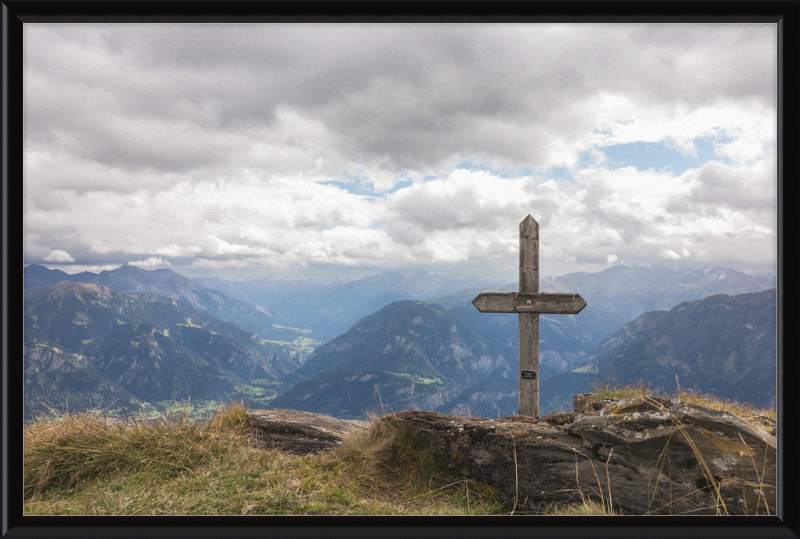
top-left (22, 263), bottom-right (777, 421)
top-left (23, 263), bottom-right (317, 346)
top-left (270, 301), bottom-right (510, 418)
top-left (421, 288), bottom-right (777, 417)
top-left (536, 287), bottom-right (778, 412)
top-left (428, 265), bottom-right (776, 346)
top-left (268, 289), bottom-right (776, 419)
top-left (193, 264), bottom-right (774, 353)
top-left (23, 281), bottom-right (303, 420)
top-left (421, 265), bottom-right (775, 395)
top-left (553, 264), bottom-right (776, 341)
top-left (194, 270), bottom-right (490, 339)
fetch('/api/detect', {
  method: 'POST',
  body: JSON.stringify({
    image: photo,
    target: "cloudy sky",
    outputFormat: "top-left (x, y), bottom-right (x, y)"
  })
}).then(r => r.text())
top-left (23, 23), bottom-right (778, 284)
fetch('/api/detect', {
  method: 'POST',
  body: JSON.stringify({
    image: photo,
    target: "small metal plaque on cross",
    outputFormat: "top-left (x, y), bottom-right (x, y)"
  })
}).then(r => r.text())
top-left (472, 215), bottom-right (587, 418)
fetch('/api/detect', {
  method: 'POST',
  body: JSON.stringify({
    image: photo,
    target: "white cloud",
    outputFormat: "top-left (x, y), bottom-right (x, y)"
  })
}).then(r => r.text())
top-left (44, 249), bottom-right (75, 263)
top-left (659, 249), bottom-right (683, 260)
top-left (22, 23), bottom-right (778, 281)
top-left (129, 256), bottom-right (170, 268)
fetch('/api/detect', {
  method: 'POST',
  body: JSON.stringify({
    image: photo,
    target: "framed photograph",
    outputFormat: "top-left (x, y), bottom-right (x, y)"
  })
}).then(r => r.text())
top-left (5, 1), bottom-right (798, 538)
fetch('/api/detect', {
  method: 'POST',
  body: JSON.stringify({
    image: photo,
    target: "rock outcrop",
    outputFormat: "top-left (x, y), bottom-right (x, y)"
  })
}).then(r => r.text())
top-left (246, 409), bottom-right (370, 454)
top-left (391, 395), bottom-right (776, 515)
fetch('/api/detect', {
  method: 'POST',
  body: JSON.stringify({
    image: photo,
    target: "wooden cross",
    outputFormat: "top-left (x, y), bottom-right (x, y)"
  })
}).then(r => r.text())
top-left (472, 215), bottom-right (587, 417)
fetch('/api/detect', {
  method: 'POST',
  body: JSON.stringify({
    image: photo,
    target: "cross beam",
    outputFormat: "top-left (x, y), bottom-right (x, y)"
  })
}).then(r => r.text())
top-left (472, 292), bottom-right (586, 314)
top-left (472, 215), bottom-right (587, 417)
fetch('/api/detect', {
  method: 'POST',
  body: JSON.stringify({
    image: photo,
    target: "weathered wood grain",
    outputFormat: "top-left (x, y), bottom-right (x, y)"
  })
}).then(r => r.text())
top-left (519, 215), bottom-right (539, 417)
top-left (519, 312), bottom-right (539, 417)
top-left (471, 214), bottom-right (587, 418)
top-left (519, 215), bottom-right (538, 294)
top-left (471, 292), bottom-right (587, 314)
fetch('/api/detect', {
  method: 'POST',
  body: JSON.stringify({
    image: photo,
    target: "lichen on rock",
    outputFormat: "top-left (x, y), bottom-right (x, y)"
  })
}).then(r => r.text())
top-left (390, 395), bottom-right (776, 515)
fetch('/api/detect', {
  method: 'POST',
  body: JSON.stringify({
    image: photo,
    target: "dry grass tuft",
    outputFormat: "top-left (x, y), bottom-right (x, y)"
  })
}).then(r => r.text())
top-left (23, 378), bottom-right (775, 516)
top-left (584, 376), bottom-right (775, 434)
top-left (24, 402), bottom-right (509, 515)
top-left (23, 399), bottom-right (253, 500)
top-left (588, 377), bottom-right (654, 401)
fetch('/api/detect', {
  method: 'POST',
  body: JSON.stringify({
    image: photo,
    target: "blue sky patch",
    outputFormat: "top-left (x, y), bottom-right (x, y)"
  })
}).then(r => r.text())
top-left (548, 165), bottom-right (575, 182)
top-left (320, 179), bottom-right (377, 197)
top-left (600, 134), bottom-right (733, 174)
top-left (456, 160), bottom-right (515, 178)
top-left (387, 179), bottom-right (413, 193)
top-left (322, 172), bottom-right (414, 197)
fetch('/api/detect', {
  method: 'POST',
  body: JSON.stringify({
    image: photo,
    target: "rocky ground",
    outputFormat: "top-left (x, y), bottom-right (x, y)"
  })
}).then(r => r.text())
top-left (244, 394), bottom-right (776, 515)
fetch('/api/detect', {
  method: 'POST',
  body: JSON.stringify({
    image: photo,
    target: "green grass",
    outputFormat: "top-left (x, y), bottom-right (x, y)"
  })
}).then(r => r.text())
top-left (177, 320), bottom-right (202, 329)
top-left (249, 379), bottom-right (283, 386)
top-left (264, 337), bottom-right (320, 354)
top-left (272, 325), bottom-right (313, 334)
top-left (572, 363), bottom-right (598, 374)
top-left (385, 372), bottom-right (444, 385)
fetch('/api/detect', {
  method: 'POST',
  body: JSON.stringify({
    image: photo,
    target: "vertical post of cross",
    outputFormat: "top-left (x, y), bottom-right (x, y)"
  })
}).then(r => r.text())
top-left (519, 215), bottom-right (539, 417)
top-left (472, 215), bottom-right (586, 418)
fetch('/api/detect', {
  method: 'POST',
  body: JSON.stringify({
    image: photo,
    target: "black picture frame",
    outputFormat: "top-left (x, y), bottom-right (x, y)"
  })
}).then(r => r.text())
top-left (3, 2), bottom-right (798, 538)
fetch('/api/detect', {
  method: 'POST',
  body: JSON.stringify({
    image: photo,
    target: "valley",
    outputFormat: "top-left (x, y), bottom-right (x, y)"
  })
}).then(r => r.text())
top-left (23, 263), bottom-right (777, 422)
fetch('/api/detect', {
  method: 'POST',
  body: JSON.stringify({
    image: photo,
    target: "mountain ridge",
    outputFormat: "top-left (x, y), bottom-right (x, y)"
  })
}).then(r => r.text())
top-left (426, 264), bottom-right (776, 358)
top-left (535, 287), bottom-right (778, 413)
top-left (24, 264), bottom-right (777, 421)
top-left (193, 269), bottom-right (495, 338)
top-left (23, 263), bottom-right (316, 345)
top-left (23, 281), bottom-right (305, 420)
top-left (274, 288), bottom-right (777, 419)
top-left (270, 300), bottom-right (514, 418)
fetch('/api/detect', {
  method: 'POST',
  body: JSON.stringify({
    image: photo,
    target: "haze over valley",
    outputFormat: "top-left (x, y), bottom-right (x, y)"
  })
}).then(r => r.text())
top-left (23, 263), bottom-right (776, 421)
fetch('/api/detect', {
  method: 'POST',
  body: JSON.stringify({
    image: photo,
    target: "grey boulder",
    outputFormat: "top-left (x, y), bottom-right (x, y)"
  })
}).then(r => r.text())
top-left (391, 395), bottom-right (775, 515)
top-left (247, 408), bottom-right (370, 455)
